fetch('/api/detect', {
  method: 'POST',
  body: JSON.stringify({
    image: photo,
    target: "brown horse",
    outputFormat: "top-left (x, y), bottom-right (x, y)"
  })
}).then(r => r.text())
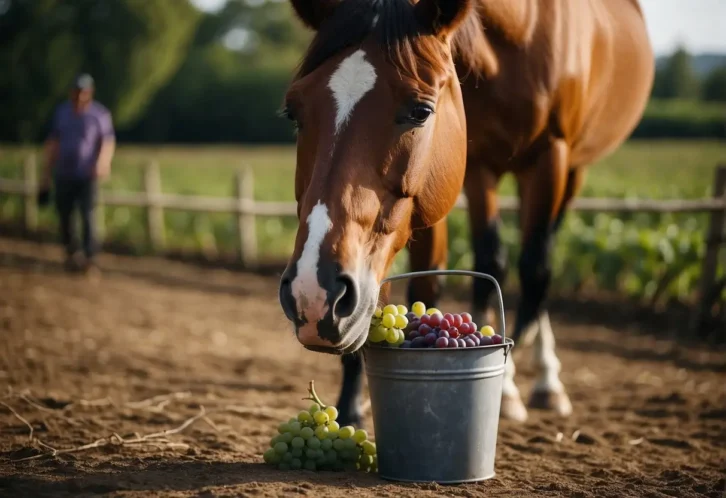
top-left (278, 0), bottom-right (654, 424)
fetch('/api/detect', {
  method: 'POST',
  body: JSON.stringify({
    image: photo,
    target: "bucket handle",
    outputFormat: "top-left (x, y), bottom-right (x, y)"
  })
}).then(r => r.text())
top-left (381, 270), bottom-right (509, 353)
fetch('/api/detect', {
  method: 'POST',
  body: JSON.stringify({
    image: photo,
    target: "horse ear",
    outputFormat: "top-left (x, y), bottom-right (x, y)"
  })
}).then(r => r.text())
top-left (414, 0), bottom-right (472, 38)
top-left (289, 0), bottom-right (341, 31)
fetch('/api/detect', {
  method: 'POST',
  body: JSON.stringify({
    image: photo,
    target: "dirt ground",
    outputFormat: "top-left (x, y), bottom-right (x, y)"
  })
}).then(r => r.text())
top-left (0, 237), bottom-right (725, 498)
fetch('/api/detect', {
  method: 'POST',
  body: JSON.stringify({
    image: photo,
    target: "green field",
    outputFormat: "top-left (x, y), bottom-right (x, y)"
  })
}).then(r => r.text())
top-left (1, 140), bottom-right (724, 303)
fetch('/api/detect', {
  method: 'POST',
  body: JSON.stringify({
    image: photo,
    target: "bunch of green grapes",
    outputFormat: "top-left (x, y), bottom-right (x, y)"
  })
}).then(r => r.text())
top-left (262, 381), bottom-right (378, 473)
top-left (367, 304), bottom-right (409, 346)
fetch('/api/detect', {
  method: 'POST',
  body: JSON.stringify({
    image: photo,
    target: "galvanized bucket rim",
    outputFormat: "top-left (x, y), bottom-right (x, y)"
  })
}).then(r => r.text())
top-left (364, 337), bottom-right (513, 355)
top-left (379, 269), bottom-right (508, 352)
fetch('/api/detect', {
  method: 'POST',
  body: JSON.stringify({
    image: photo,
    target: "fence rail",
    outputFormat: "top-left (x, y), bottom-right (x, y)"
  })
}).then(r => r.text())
top-left (1, 157), bottom-right (725, 333)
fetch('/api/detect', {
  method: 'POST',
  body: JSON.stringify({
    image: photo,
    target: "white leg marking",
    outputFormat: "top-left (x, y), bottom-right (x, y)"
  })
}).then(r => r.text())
top-left (328, 50), bottom-right (377, 135)
top-left (291, 201), bottom-right (333, 328)
top-left (502, 353), bottom-right (520, 398)
top-left (532, 311), bottom-right (565, 393)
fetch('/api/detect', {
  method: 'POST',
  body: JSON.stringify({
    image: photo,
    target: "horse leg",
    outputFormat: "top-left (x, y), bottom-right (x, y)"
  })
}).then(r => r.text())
top-left (406, 217), bottom-right (449, 309)
top-left (463, 166), bottom-right (525, 421)
top-left (513, 139), bottom-right (572, 417)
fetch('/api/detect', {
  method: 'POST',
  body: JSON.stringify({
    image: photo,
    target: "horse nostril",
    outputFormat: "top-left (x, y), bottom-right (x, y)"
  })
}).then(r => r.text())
top-left (333, 274), bottom-right (358, 319)
top-left (279, 276), bottom-right (297, 322)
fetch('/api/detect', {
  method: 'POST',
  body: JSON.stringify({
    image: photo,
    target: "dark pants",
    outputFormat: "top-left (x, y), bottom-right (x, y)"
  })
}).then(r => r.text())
top-left (54, 176), bottom-right (97, 259)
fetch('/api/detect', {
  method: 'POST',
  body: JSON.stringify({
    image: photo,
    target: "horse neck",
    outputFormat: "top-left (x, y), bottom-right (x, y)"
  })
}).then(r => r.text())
top-left (451, 0), bottom-right (537, 78)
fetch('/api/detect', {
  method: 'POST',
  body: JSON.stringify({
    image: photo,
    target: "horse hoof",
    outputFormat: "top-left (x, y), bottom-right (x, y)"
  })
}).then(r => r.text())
top-left (500, 394), bottom-right (528, 422)
top-left (528, 390), bottom-right (573, 417)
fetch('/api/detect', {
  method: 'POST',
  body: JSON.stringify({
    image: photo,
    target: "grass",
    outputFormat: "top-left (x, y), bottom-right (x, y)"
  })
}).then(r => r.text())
top-left (1, 139), bottom-right (724, 302)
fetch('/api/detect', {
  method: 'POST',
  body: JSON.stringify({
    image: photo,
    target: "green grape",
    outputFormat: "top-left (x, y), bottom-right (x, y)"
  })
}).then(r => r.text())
top-left (291, 458), bottom-right (302, 470)
top-left (288, 421), bottom-right (302, 436)
top-left (279, 462), bottom-right (290, 470)
top-left (278, 422), bottom-right (290, 434)
top-left (304, 460), bottom-right (317, 471)
top-left (394, 314), bottom-right (408, 329)
top-left (324, 406), bottom-right (338, 421)
top-left (338, 426), bottom-right (355, 440)
top-left (362, 441), bottom-right (376, 456)
top-left (353, 429), bottom-right (368, 444)
top-left (321, 438), bottom-right (333, 451)
top-left (343, 438), bottom-right (357, 450)
top-left (306, 448), bottom-right (317, 459)
top-left (373, 307), bottom-right (382, 318)
top-left (313, 411), bottom-right (329, 425)
top-left (411, 301), bottom-right (426, 317)
top-left (300, 427), bottom-right (314, 440)
top-left (263, 448), bottom-right (276, 464)
top-left (381, 314), bottom-right (396, 328)
top-left (325, 449), bottom-right (338, 463)
top-left (314, 425), bottom-right (328, 440)
top-left (280, 432), bottom-right (293, 444)
top-left (298, 411), bottom-right (313, 424)
top-left (274, 442), bottom-right (288, 454)
top-left (385, 328), bottom-right (398, 344)
top-left (396, 304), bottom-right (408, 316)
top-left (307, 437), bottom-right (322, 450)
top-left (309, 403), bottom-right (321, 414)
top-left (328, 421), bottom-right (340, 432)
top-left (316, 449), bottom-right (325, 459)
top-left (291, 448), bottom-right (303, 458)
top-left (382, 304), bottom-right (398, 316)
top-left (288, 417), bottom-right (297, 425)
top-left (291, 437), bottom-right (305, 449)
top-left (369, 326), bottom-right (387, 343)
top-left (360, 454), bottom-right (374, 467)
top-left (333, 439), bottom-right (345, 451)
top-left (283, 452), bottom-right (293, 462)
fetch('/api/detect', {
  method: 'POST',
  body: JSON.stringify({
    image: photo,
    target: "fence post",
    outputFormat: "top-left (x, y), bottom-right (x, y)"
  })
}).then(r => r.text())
top-left (235, 167), bottom-right (257, 267)
top-left (690, 164), bottom-right (726, 334)
top-left (144, 160), bottom-right (166, 253)
top-left (22, 153), bottom-right (38, 233)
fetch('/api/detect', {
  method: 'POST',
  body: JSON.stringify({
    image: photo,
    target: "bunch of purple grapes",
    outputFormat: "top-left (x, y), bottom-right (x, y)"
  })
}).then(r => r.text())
top-left (399, 310), bottom-right (504, 349)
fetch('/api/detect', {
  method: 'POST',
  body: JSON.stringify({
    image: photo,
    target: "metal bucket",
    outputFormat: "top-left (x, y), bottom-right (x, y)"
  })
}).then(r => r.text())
top-left (363, 270), bottom-right (513, 484)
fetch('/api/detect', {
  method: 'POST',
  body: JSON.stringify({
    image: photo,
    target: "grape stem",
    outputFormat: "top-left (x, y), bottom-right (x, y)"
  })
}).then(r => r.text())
top-left (302, 380), bottom-right (326, 408)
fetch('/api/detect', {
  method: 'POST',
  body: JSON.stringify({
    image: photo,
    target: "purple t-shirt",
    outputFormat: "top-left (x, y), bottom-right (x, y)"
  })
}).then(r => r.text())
top-left (49, 101), bottom-right (115, 179)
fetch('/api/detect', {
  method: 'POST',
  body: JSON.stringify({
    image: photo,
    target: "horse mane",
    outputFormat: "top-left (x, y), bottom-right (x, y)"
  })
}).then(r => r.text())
top-left (294, 0), bottom-right (491, 81)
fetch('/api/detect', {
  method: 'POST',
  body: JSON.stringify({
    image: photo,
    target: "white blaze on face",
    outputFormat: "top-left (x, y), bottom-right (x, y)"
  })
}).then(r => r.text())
top-left (291, 201), bottom-right (333, 341)
top-left (327, 49), bottom-right (377, 135)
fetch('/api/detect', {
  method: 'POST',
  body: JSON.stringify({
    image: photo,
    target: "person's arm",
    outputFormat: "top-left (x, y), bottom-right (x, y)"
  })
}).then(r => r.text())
top-left (40, 110), bottom-right (60, 190)
top-left (95, 110), bottom-right (116, 181)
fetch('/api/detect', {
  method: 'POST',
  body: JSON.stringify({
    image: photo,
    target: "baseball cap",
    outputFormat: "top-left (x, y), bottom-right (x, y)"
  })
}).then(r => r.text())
top-left (73, 73), bottom-right (95, 90)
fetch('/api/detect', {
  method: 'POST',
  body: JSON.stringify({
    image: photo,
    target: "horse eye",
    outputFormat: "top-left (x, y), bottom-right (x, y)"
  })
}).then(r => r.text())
top-left (279, 106), bottom-right (301, 130)
top-left (407, 104), bottom-right (434, 125)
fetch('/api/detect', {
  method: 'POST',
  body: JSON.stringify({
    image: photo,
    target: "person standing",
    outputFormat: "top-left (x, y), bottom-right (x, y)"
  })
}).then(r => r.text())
top-left (40, 74), bottom-right (116, 272)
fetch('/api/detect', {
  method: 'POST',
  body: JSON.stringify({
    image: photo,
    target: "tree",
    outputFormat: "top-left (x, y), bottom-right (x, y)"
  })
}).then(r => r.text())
top-left (652, 46), bottom-right (700, 100)
top-left (702, 66), bottom-right (726, 102)
top-left (0, 0), bottom-right (201, 142)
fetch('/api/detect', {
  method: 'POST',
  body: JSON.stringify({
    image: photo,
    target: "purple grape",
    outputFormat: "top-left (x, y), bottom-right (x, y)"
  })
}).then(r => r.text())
top-left (470, 322), bottom-right (478, 334)
top-left (435, 337), bottom-right (449, 348)
top-left (491, 334), bottom-right (503, 345)
top-left (457, 339), bottom-right (466, 348)
top-left (473, 331), bottom-right (484, 340)
top-left (439, 318), bottom-right (451, 331)
top-left (438, 329), bottom-right (450, 339)
top-left (479, 335), bottom-right (493, 346)
top-left (408, 330), bottom-right (420, 340)
top-left (448, 339), bottom-right (459, 348)
top-left (469, 335), bottom-right (480, 346)
top-left (464, 338), bottom-right (476, 348)
top-left (400, 340), bottom-right (412, 349)
top-left (424, 332), bottom-right (438, 346)
top-left (411, 336), bottom-right (427, 348)
top-left (418, 324), bottom-right (432, 336)
top-left (405, 311), bottom-right (417, 322)
top-left (406, 319), bottom-right (420, 332)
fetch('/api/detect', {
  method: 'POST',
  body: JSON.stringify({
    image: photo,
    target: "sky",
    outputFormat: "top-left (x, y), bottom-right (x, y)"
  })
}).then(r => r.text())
top-left (189, 0), bottom-right (726, 56)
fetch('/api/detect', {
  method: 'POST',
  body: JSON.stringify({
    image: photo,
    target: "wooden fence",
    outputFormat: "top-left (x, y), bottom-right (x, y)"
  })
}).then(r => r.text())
top-left (1, 156), bottom-right (725, 332)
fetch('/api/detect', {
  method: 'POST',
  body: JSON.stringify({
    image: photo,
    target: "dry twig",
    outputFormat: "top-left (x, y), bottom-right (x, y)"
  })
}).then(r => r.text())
top-left (12, 407), bottom-right (207, 462)
top-left (0, 401), bottom-right (34, 442)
